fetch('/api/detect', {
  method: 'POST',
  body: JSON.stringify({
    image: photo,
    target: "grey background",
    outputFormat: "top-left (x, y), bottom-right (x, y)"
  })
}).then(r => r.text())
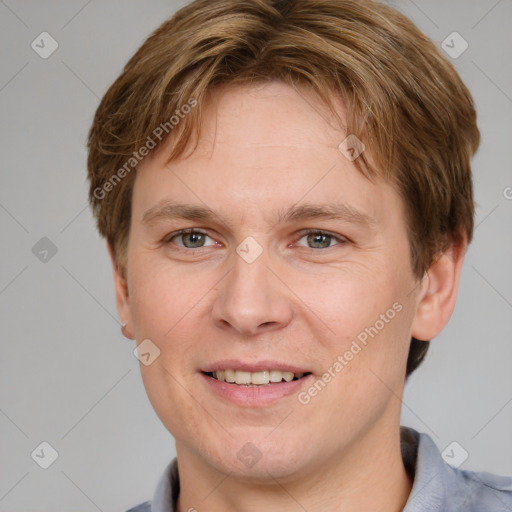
top-left (0, 0), bottom-right (511, 510)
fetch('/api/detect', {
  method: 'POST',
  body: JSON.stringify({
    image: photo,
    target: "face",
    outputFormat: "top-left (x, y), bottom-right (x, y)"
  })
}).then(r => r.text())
top-left (115, 81), bottom-right (429, 481)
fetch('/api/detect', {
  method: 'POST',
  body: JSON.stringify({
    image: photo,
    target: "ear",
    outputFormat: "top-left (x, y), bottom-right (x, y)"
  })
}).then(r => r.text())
top-left (107, 242), bottom-right (134, 339)
top-left (411, 237), bottom-right (467, 342)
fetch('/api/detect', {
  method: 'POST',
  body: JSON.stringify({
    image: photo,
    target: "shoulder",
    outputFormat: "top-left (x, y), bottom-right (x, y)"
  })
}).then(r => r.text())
top-left (402, 428), bottom-right (512, 512)
top-left (126, 501), bottom-right (152, 512)
top-left (456, 468), bottom-right (512, 510)
top-left (124, 458), bottom-right (179, 512)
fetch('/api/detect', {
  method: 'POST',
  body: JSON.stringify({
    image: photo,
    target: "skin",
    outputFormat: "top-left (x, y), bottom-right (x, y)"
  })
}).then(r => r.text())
top-left (110, 81), bottom-right (466, 511)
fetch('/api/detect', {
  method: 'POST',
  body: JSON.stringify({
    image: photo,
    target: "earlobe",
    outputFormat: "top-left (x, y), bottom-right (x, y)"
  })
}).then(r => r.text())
top-left (107, 242), bottom-right (134, 339)
top-left (411, 239), bottom-right (467, 342)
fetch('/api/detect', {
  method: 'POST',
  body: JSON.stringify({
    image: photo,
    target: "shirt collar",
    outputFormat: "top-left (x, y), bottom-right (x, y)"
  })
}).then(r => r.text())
top-left (151, 457), bottom-right (179, 512)
top-left (401, 426), bottom-right (449, 511)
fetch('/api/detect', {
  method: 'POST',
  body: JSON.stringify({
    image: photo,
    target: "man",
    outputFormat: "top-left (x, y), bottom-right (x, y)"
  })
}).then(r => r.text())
top-left (87, 0), bottom-right (512, 510)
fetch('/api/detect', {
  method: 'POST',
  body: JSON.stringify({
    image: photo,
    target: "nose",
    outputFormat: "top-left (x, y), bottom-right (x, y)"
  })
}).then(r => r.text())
top-left (211, 245), bottom-right (294, 337)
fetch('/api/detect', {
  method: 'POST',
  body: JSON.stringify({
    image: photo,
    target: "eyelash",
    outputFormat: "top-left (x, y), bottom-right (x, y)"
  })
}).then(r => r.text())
top-left (163, 228), bottom-right (347, 251)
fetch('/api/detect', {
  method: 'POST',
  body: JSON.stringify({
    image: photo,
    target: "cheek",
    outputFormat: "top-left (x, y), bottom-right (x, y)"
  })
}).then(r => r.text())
top-left (138, 363), bottom-right (202, 442)
top-left (128, 258), bottom-right (199, 339)
top-left (299, 266), bottom-right (404, 339)
top-left (309, 267), bottom-right (415, 383)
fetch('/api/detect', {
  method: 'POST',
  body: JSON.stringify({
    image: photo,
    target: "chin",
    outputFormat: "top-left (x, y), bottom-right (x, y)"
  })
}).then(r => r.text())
top-left (203, 434), bottom-right (313, 482)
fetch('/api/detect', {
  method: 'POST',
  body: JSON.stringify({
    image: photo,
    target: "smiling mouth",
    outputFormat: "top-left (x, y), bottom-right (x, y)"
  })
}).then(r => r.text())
top-left (203, 370), bottom-right (312, 386)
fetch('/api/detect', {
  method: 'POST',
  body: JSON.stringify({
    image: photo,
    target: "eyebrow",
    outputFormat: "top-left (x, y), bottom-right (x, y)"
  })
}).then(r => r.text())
top-left (141, 201), bottom-right (376, 229)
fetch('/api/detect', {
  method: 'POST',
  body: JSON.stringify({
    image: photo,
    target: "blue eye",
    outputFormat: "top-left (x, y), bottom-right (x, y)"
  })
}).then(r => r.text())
top-left (166, 229), bottom-right (216, 249)
top-left (296, 230), bottom-right (346, 249)
top-left (164, 229), bottom-right (346, 251)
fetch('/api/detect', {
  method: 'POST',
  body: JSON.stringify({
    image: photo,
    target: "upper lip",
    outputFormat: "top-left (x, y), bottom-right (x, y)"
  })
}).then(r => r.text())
top-left (201, 360), bottom-right (312, 374)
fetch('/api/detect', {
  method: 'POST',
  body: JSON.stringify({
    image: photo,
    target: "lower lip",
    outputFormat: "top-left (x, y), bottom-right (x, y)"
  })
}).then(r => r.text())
top-left (202, 373), bottom-right (313, 407)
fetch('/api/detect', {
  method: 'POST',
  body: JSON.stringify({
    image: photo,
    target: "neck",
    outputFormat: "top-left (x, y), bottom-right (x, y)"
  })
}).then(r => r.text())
top-left (175, 423), bottom-right (412, 512)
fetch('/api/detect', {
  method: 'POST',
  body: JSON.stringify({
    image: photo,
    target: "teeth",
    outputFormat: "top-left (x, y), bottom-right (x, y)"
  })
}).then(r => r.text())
top-left (235, 371), bottom-right (251, 385)
top-left (251, 371), bottom-right (270, 385)
top-left (270, 370), bottom-right (283, 383)
top-left (224, 369), bottom-right (235, 383)
top-left (212, 369), bottom-right (306, 385)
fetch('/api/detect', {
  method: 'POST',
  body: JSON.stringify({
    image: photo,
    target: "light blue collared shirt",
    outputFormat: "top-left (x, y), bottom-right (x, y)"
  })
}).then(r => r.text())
top-left (127, 427), bottom-right (512, 511)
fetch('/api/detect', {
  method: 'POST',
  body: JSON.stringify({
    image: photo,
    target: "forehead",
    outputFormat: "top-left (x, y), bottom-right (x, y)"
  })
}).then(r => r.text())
top-left (132, 81), bottom-right (403, 229)
top-left (193, 82), bottom-right (352, 167)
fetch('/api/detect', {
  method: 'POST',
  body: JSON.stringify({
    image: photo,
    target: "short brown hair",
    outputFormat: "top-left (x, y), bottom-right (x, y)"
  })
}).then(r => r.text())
top-left (87, 0), bottom-right (480, 377)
